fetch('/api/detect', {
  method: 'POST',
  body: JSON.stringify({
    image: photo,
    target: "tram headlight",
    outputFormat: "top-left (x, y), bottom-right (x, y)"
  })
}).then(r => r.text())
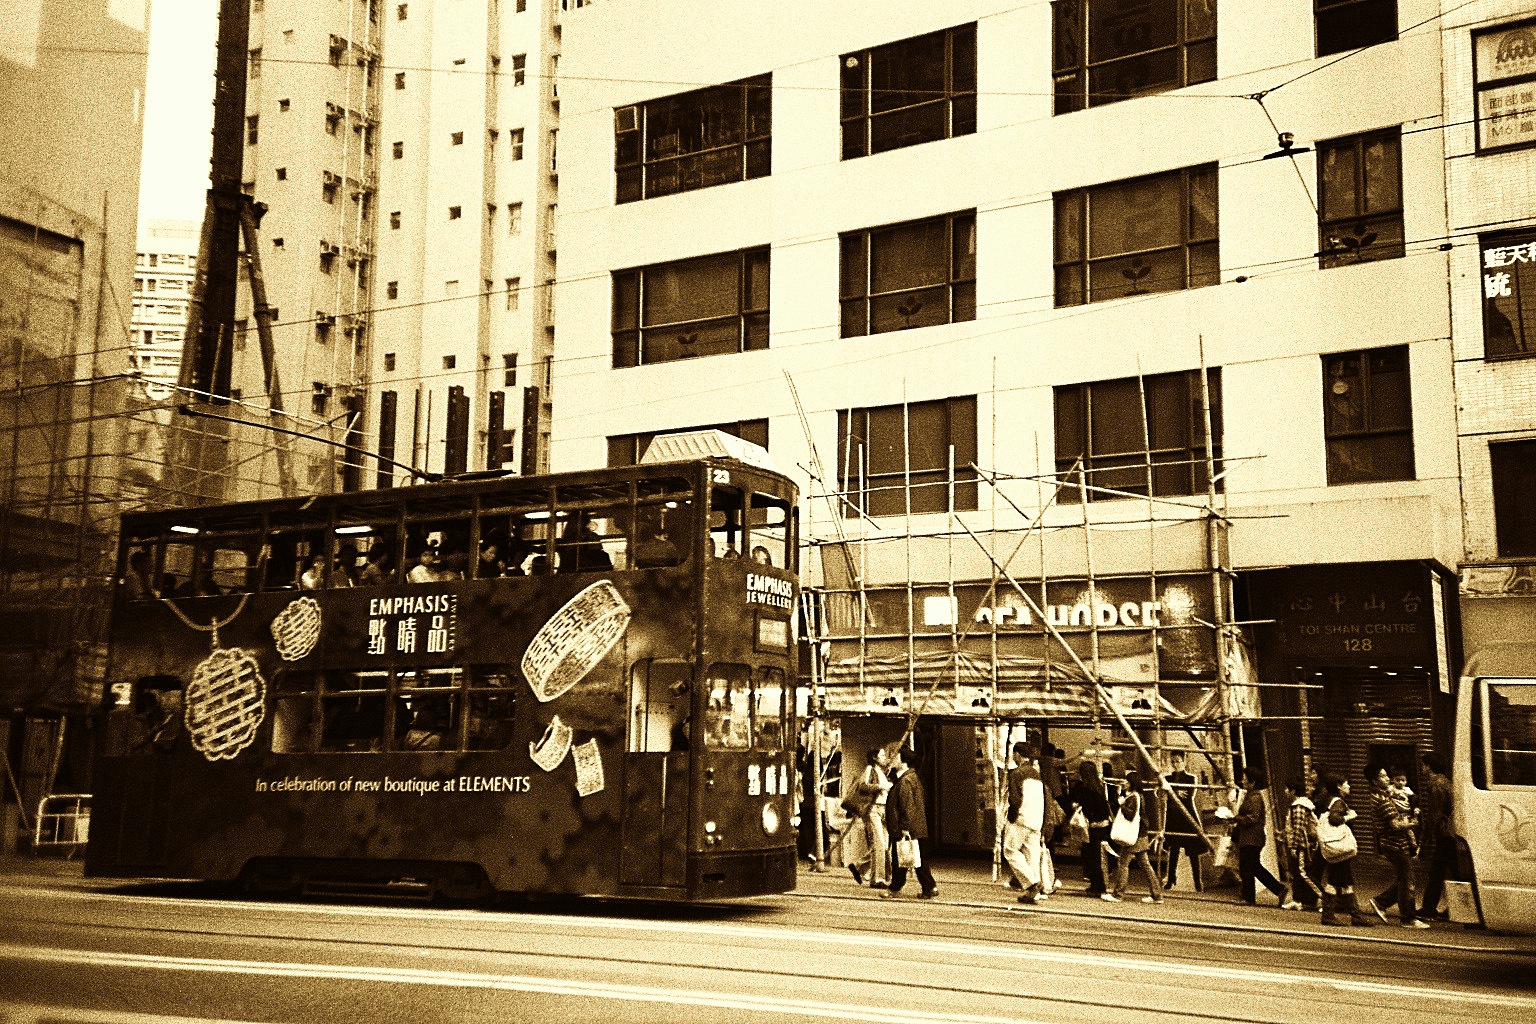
top-left (762, 803), bottom-right (780, 835)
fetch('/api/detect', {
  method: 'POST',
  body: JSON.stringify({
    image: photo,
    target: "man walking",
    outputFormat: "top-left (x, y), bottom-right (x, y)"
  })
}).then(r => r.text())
top-left (884, 746), bottom-right (938, 900)
top-left (1002, 742), bottom-right (1046, 904)
top-left (1418, 753), bottom-right (1456, 920)
top-left (1367, 763), bottom-right (1430, 928)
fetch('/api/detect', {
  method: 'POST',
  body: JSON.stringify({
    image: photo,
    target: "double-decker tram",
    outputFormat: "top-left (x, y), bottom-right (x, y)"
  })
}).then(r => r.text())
top-left (86, 433), bottom-right (800, 902)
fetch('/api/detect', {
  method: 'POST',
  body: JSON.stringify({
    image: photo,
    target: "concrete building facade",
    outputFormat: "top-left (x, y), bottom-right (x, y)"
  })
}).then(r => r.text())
top-left (131, 218), bottom-right (198, 398)
top-left (554, 0), bottom-right (1467, 852)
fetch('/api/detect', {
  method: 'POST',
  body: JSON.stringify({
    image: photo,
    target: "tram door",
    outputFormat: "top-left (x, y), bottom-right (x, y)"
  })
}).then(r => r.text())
top-left (621, 660), bottom-right (690, 887)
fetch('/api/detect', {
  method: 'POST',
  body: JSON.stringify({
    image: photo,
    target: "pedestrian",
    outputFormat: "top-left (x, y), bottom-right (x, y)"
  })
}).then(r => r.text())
top-left (1316, 772), bottom-right (1375, 926)
top-left (1069, 759), bottom-right (1113, 896)
top-left (1279, 778), bottom-right (1320, 911)
top-left (1003, 742), bottom-right (1047, 904)
top-left (883, 745), bottom-right (937, 900)
top-left (1417, 752), bottom-right (1456, 921)
top-left (1162, 749), bottom-right (1208, 892)
top-left (847, 747), bottom-right (891, 889)
top-left (1366, 764), bottom-right (1430, 928)
top-left (1103, 767), bottom-right (1164, 904)
top-left (1234, 768), bottom-right (1288, 906)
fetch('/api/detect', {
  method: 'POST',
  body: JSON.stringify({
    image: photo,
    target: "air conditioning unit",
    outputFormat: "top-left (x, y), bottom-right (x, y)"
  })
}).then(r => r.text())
top-left (322, 170), bottom-right (341, 185)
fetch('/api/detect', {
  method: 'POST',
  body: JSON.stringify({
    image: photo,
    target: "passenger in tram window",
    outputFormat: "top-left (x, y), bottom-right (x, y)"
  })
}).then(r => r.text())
top-left (407, 545), bottom-right (461, 583)
top-left (751, 545), bottom-right (772, 566)
top-left (125, 548), bottom-right (155, 600)
top-left (634, 525), bottom-right (680, 568)
top-left (357, 545), bottom-right (393, 586)
top-left (332, 544), bottom-right (359, 587)
top-left (300, 554), bottom-right (326, 590)
top-left (528, 554), bottom-right (550, 575)
top-left (477, 538), bottom-right (507, 578)
top-left (671, 715), bottom-right (691, 752)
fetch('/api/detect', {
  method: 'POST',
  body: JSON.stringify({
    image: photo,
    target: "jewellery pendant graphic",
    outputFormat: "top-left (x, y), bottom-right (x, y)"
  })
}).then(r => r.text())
top-left (530, 715), bottom-right (574, 772)
top-left (185, 647), bottom-right (267, 761)
top-left (271, 597), bottom-right (323, 661)
top-left (522, 580), bottom-right (631, 701)
top-left (572, 738), bottom-right (605, 797)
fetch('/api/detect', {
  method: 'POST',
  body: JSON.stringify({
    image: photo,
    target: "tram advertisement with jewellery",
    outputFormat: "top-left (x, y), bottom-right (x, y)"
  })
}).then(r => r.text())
top-left (86, 450), bottom-right (800, 902)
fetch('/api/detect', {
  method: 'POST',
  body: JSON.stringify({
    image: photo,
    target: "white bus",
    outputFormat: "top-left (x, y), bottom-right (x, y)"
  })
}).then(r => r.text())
top-left (1446, 643), bottom-right (1536, 933)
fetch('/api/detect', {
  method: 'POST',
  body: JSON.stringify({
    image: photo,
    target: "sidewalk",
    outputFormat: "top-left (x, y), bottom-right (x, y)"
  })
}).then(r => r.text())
top-left (796, 854), bottom-right (1536, 953)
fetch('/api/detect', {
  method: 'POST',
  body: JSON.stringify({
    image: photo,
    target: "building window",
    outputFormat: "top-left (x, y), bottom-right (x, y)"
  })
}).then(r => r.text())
top-left (275, 167), bottom-right (287, 180)
top-left (311, 382), bottom-right (330, 417)
top-left (384, 352), bottom-right (396, 371)
top-left (397, 3), bottom-right (407, 19)
top-left (608, 419), bottom-right (769, 468)
top-left (443, 355), bottom-right (457, 369)
top-left (1054, 369), bottom-right (1222, 501)
top-left (1318, 129), bottom-right (1403, 269)
top-left (1052, 0), bottom-right (1217, 113)
top-left (246, 115), bottom-right (259, 145)
top-left (449, 205), bottom-right (462, 220)
top-left (1482, 230), bottom-right (1536, 359)
top-left (614, 73), bottom-right (771, 204)
top-left (838, 397), bottom-right (977, 517)
top-left (1323, 346), bottom-right (1413, 485)
top-left (505, 277), bottom-right (520, 311)
top-left (840, 210), bottom-right (975, 338)
top-left (1475, 20), bottom-right (1536, 152)
top-left (392, 140), bottom-right (403, 159)
top-left (503, 352), bottom-right (518, 387)
top-left (1055, 164), bottom-right (1218, 306)
top-left (395, 72), bottom-right (406, 90)
top-left (840, 23), bottom-right (975, 160)
top-left (1492, 438), bottom-right (1536, 557)
top-left (1315, 0), bottom-right (1396, 57)
top-left (386, 280), bottom-right (398, 299)
top-left (389, 211), bottom-right (401, 229)
top-left (512, 54), bottom-right (526, 86)
top-left (249, 48), bottom-right (261, 78)
top-left (451, 131), bottom-right (464, 145)
top-left (510, 128), bottom-right (524, 161)
top-left (612, 247), bottom-right (769, 367)
top-left (509, 202), bottom-right (523, 234)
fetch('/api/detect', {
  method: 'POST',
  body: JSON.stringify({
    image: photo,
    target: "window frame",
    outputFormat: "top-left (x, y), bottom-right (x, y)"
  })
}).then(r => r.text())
top-left (1491, 437), bottom-right (1536, 558)
top-left (1322, 345), bottom-right (1415, 486)
top-left (1314, 0), bottom-right (1397, 58)
top-left (611, 246), bottom-right (770, 368)
top-left (1317, 128), bottom-right (1405, 270)
top-left (840, 23), bottom-right (977, 160)
top-left (838, 396), bottom-right (979, 518)
top-left (1474, 19), bottom-right (1536, 154)
top-left (1480, 229), bottom-right (1536, 360)
top-left (1052, 0), bottom-right (1217, 114)
top-left (1053, 368), bottom-right (1223, 502)
top-left (1054, 164), bottom-right (1219, 307)
top-left (840, 209), bottom-right (976, 338)
top-left (614, 73), bottom-right (772, 204)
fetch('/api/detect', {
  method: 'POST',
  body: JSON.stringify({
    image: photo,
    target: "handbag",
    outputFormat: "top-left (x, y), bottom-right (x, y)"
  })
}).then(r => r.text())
top-left (1318, 819), bottom-right (1358, 863)
top-left (1110, 796), bottom-right (1140, 847)
top-left (896, 833), bottom-right (922, 869)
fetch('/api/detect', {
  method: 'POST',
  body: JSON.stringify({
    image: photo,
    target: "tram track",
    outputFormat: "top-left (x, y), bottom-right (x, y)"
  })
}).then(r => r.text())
top-left (4, 884), bottom-right (1534, 1024)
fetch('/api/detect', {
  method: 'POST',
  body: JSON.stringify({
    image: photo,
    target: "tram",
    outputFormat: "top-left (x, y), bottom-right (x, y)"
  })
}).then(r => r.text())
top-left (86, 433), bottom-right (800, 902)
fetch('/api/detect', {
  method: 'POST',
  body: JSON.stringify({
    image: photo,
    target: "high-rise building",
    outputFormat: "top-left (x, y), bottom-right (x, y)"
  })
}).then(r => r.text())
top-left (132, 219), bottom-right (198, 398)
top-left (233, 0), bottom-right (565, 495)
top-left (555, 0), bottom-right (1469, 853)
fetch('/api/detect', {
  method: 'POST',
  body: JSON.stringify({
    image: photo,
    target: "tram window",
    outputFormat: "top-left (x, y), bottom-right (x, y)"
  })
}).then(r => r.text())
top-left (1487, 681), bottom-right (1536, 788)
top-left (161, 536), bottom-right (196, 597)
top-left (396, 668), bottom-right (460, 750)
top-left (704, 664), bottom-right (752, 750)
top-left (126, 678), bottom-right (184, 754)
top-left (710, 486), bottom-right (745, 559)
top-left (265, 529), bottom-right (327, 591)
top-left (556, 510), bottom-right (620, 572)
top-left (205, 535), bottom-right (261, 595)
top-left (465, 668), bottom-right (517, 750)
top-left (753, 667), bottom-right (786, 752)
top-left (405, 521), bottom-right (470, 582)
top-left (352, 527), bottom-right (400, 585)
top-left (630, 660), bottom-right (691, 752)
top-left (271, 673), bottom-right (321, 753)
top-left (632, 501), bottom-right (685, 568)
top-left (122, 540), bottom-right (158, 600)
top-left (320, 670), bottom-right (389, 751)
top-left (749, 494), bottom-right (791, 569)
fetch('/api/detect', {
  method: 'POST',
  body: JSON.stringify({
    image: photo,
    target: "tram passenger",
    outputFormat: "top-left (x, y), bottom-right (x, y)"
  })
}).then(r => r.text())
top-left (751, 545), bottom-right (772, 565)
top-left (357, 545), bottom-right (393, 585)
top-left (300, 554), bottom-right (326, 590)
top-left (125, 549), bottom-right (155, 599)
top-left (634, 527), bottom-right (681, 568)
top-left (477, 539), bottom-right (507, 578)
top-left (407, 545), bottom-right (461, 583)
top-left (332, 544), bottom-right (359, 587)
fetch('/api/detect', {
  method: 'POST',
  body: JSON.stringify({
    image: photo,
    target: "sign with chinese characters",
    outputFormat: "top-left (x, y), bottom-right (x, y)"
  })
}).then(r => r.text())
top-left (1249, 563), bottom-right (1440, 666)
top-left (1480, 232), bottom-right (1536, 358)
top-left (1477, 22), bottom-right (1536, 150)
top-left (366, 593), bottom-right (458, 656)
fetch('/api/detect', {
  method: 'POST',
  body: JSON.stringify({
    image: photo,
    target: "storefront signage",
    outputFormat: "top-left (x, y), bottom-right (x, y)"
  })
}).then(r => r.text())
top-left (1249, 563), bottom-right (1438, 666)
top-left (1477, 22), bottom-right (1536, 150)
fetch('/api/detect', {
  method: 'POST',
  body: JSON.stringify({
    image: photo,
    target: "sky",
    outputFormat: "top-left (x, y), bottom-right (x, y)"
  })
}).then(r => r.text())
top-left (138, 0), bottom-right (219, 226)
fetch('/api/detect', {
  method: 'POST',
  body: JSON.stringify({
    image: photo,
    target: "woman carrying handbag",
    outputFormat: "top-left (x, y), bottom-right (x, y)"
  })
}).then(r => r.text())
top-left (1104, 767), bottom-right (1165, 904)
top-left (847, 747), bottom-right (891, 888)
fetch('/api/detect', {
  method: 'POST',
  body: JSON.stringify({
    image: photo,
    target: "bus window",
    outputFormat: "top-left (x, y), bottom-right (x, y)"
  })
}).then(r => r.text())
top-left (748, 493), bottom-right (791, 569)
top-left (754, 667), bottom-right (785, 752)
top-left (1486, 680), bottom-right (1536, 787)
top-left (271, 673), bottom-right (321, 753)
top-left (710, 486), bottom-right (744, 559)
top-left (320, 670), bottom-right (389, 751)
top-left (466, 668), bottom-right (517, 750)
top-left (704, 664), bottom-right (751, 750)
top-left (397, 668), bottom-right (460, 750)
top-left (629, 660), bottom-right (691, 752)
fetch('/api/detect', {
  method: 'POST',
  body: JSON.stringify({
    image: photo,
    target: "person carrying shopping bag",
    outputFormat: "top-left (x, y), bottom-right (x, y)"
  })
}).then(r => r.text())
top-left (1103, 767), bottom-right (1165, 904)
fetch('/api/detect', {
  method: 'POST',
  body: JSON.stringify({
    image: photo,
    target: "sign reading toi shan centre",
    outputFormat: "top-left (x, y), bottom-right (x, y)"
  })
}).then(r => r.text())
top-left (1248, 562), bottom-right (1441, 666)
